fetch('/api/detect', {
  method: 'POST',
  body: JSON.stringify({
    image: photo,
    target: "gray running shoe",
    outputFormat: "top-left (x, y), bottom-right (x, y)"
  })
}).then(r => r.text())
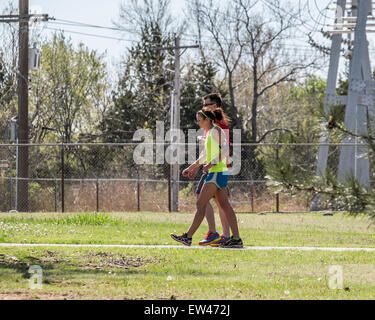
top-left (171, 232), bottom-right (192, 246)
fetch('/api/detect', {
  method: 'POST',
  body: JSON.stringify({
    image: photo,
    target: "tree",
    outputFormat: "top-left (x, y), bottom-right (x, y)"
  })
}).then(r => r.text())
top-left (0, 1), bottom-right (19, 140)
top-left (188, 0), bottom-right (249, 135)
top-left (26, 33), bottom-right (109, 180)
top-left (261, 76), bottom-right (326, 183)
top-left (101, 22), bottom-right (174, 142)
top-left (0, 54), bottom-right (16, 141)
top-left (98, 21), bottom-right (176, 180)
top-left (180, 57), bottom-right (229, 131)
top-left (29, 32), bottom-right (108, 144)
top-left (114, 0), bottom-right (177, 36)
top-left (189, 0), bottom-right (316, 152)
top-left (265, 73), bottom-right (375, 222)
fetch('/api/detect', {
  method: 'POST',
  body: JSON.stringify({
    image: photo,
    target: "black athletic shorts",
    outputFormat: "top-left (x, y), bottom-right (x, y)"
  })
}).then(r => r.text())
top-left (195, 172), bottom-right (230, 197)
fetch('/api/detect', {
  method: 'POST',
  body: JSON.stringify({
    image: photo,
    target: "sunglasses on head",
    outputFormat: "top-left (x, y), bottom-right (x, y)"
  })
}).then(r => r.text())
top-left (203, 102), bottom-right (216, 107)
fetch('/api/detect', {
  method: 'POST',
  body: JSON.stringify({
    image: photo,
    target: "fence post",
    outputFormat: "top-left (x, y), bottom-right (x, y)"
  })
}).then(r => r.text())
top-left (61, 144), bottom-right (65, 213)
top-left (250, 172), bottom-right (255, 213)
top-left (276, 191), bottom-right (280, 213)
top-left (168, 164), bottom-right (171, 212)
top-left (250, 183), bottom-right (255, 213)
top-left (96, 178), bottom-right (99, 212)
top-left (137, 175), bottom-right (140, 212)
top-left (54, 177), bottom-right (57, 212)
top-left (9, 177), bottom-right (12, 211)
top-left (275, 143), bottom-right (280, 213)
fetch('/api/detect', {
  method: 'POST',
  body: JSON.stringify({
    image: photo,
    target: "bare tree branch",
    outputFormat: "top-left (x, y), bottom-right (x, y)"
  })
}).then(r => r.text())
top-left (256, 127), bottom-right (292, 143)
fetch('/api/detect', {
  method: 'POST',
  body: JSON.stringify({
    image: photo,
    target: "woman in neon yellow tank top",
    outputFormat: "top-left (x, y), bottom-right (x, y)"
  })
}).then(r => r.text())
top-left (170, 109), bottom-right (243, 248)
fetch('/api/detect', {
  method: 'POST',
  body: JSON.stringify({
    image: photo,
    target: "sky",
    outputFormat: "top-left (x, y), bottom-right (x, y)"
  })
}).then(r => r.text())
top-left (26, 0), bottom-right (330, 58)
top-left (2, 0), bottom-right (375, 78)
top-left (26, 0), bottom-right (187, 69)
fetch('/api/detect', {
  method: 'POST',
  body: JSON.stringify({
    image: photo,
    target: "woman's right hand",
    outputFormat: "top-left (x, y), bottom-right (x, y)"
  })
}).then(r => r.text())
top-left (182, 168), bottom-right (190, 177)
top-left (188, 166), bottom-right (199, 179)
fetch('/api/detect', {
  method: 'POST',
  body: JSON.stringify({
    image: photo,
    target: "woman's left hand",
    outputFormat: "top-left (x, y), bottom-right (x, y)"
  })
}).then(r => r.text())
top-left (203, 163), bottom-right (213, 173)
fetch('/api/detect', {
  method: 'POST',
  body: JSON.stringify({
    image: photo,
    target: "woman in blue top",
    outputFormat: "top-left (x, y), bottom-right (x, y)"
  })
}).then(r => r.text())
top-left (170, 109), bottom-right (243, 248)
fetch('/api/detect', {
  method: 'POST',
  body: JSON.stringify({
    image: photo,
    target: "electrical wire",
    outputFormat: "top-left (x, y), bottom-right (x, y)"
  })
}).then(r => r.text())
top-left (314, 0), bottom-right (334, 21)
top-left (260, 0), bottom-right (317, 35)
top-left (2, 1), bottom-right (365, 77)
top-left (48, 18), bottom-right (321, 53)
top-left (49, 5), bottom-right (319, 48)
top-left (50, 19), bottom-right (127, 32)
top-left (46, 2), bottom-right (334, 52)
top-left (307, 0), bottom-right (331, 32)
top-left (44, 27), bottom-right (137, 42)
top-left (309, 0), bottom-right (332, 31)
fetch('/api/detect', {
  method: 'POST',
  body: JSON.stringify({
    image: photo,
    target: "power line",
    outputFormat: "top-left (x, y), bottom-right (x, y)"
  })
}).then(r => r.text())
top-left (50, 18), bottom-right (126, 32)
top-left (182, 35), bottom-right (328, 51)
top-left (44, 27), bottom-right (137, 42)
top-left (307, 0), bottom-right (331, 32)
top-left (47, 19), bottom-right (323, 51)
top-left (314, 0), bottom-right (334, 21)
top-left (260, 0), bottom-right (317, 35)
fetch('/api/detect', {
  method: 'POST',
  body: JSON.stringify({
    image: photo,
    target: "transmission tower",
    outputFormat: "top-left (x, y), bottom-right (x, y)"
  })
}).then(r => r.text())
top-left (311, 0), bottom-right (375, 211)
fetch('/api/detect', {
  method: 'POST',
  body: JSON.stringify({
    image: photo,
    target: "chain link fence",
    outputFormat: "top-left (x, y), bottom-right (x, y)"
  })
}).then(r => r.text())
top-left (0, 142), bottom-right (357, 213)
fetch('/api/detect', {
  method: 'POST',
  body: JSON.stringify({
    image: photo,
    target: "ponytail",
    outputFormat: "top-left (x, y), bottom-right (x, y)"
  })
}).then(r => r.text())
top-left (202, 106), bottom-right (230, 124)
top-left (197, 109), bottom-right (215, 121)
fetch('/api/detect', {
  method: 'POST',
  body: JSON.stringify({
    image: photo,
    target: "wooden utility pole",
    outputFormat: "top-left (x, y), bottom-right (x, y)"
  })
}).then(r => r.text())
top-left (154, 37), bottom-right (199, 212)
top-left (0, 2), bottom-right (49, 212)
top-left (17, 0), bottom-right (29, 212)
top-left (171, 36), bottom-right (181, 212)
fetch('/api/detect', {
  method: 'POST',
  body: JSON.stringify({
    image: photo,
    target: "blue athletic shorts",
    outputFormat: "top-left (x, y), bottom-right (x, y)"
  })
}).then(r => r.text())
top-left (195, 172), bottom-right (208, 195)
top-left (204, 171), bottom-right (229, 190)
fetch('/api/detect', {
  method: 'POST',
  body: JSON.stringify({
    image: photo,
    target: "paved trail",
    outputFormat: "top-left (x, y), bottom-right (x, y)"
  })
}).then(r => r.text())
top-left (1, 243), bottom-right (375, 252)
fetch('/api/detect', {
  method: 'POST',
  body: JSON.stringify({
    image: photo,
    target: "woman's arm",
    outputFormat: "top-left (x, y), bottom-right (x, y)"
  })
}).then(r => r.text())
top-left (182, 148), bottom-right (206, 178)
top-left (205, 127), bottom-right (229, 166)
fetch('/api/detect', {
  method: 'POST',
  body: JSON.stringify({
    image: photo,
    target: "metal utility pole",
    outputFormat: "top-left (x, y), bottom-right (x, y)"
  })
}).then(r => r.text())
top-left (17, 0), bottom-right (30, 212)
top-left (312, 0), bottom-right (375, 210)
top-left (311, 0), bottom-right (347, 211)
top-left (337, 0), bottom-right (373, 187)
top-left (154, 36), bottom-right (199, 212)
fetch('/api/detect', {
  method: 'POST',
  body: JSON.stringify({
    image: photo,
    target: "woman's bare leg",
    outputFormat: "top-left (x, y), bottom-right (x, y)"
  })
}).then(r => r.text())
top-left (215, 187), bottom-right (240, 239)
top-left (187, 183), bottom-right (218, 238)
top-left (214, 196), bottom-right (230, 237)
top-left (197, 193), bottom-right (216, 233)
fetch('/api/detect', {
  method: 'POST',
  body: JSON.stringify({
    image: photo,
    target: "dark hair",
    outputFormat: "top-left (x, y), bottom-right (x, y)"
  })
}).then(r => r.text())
top-left (202, 106), bottom-right (230, 125)
top-left (203, 92), bottom-right (222, 108)
top-left (197, 109), bottom-right (223, 122)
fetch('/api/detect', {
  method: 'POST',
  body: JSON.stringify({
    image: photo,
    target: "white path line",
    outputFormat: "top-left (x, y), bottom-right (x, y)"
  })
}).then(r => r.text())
top-left (0, 243), bottom-right (374, 252)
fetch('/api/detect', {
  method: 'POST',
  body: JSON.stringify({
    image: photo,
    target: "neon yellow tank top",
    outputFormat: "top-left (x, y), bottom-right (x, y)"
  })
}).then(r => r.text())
top-left (205, 125), bottom-right (228, 173)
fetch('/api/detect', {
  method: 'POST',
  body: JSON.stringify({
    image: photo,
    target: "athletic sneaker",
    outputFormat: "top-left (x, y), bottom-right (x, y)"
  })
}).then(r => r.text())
top-left (210, 235), bottom-right (231, 247)
top-left (199, 231), bottom-right (220, 246)
top-left (220, 236), bottom-right (244, 248)
top-left (171, 233), bottom-right (192, 246)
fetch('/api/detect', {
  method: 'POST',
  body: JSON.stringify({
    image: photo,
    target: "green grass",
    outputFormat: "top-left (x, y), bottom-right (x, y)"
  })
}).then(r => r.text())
top-left (0, 211), bottom-right (375, 299)
top-left (0, 211), bottom-right (374, 247)
top-left (1, 246), bottom-right (375, 300)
